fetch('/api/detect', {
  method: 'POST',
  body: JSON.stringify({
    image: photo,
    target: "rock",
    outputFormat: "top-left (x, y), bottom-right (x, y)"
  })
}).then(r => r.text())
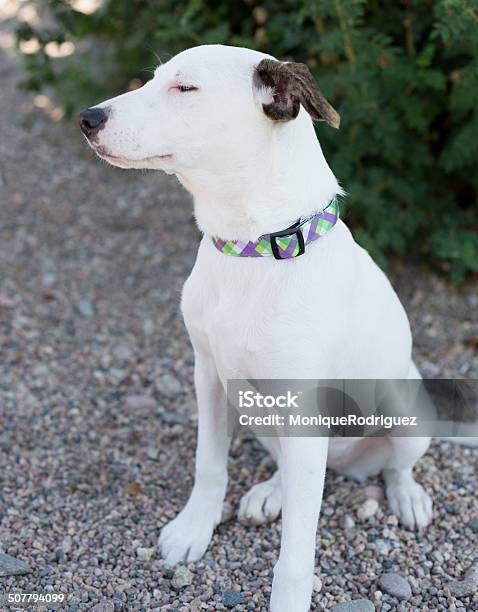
top-left (357, 498), bottom-right (379, 520)
top-left (378, 572), bottom-right (412, 601)
top-left (312, 575), bottom-right (322, 592)
top-left (162, 410), bottom-right (189, 425)
top-left (466, 293), bottom-right (478, 308)
top-left (340, 514), bottom-right (356, 529)
top-left (432, 550), bottom-right (444, 564)
top-left (0, 553), bottom-right (31, 577)
top-left (331, 599), bottom-right (375, 612)
top-left (469, 519), bottom-right (478, 533)
top-left (180, 397), bottom-right (197, 416)
top-left (421, 361), bottom-right (440, 377)
top-left (156, 373), bottom-right (182, 398)
top-left (126, 395), bottom-right (157, 411)
top-left (109, 368), bottom-right (125, 381)
top-left (143, 318), bottom-right (155, 336)
top-left (385, 514), bottom-right (398, 526)
top-left (364, 485), bottom-right (384, 501)
top-left (100, 353), bottom-right (111, 370)
top-left (374, 539), bottom-right (390, 555)
top-left (136, 547), bottom-right (155, 562)
top-left (171, 565), bottom-right (193, 589)
top-left (61, 535), bottom-right (72, 554)
top-left (222, 590), bottom-right (244, 608)
top-left (42, 272), bottom-right (56, 287)
top-left (75, 298), bottom-right (94, 318)
top-left (146, 447), bottom-right (159, 460)
top-left (445, 563), bottom-right (478, 597)
top-left (67, 594), bottom-right (81, 605)
top-left (113, 344), bottom-right (132, 361)
top-left (0, 295), bottom-right (15, 308)
top-left (32, 364), bottom-right (49, 378)
top-left (90, 602), bottom-right (115, 612)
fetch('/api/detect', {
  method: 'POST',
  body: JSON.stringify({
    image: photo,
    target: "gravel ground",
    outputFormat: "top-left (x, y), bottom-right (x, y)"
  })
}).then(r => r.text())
top-left (0, 6), bottom-right (477, 611)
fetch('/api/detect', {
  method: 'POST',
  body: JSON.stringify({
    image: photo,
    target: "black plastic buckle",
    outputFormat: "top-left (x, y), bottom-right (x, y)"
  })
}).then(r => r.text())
top-left (269, 222), bottom-right (306, 260)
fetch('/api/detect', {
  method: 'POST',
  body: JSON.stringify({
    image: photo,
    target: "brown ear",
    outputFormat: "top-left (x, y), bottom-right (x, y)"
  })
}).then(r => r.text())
top-left (254, 59), bottom-right (340, 128)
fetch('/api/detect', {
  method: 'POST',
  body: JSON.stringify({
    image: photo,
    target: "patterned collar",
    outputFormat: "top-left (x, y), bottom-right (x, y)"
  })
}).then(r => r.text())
top-left (212, 196), bottom-right (339, 260)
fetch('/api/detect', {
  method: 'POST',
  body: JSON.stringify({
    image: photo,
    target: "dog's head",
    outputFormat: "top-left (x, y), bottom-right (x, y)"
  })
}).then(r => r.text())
top-left (79, 44), bottom-right (339, 175)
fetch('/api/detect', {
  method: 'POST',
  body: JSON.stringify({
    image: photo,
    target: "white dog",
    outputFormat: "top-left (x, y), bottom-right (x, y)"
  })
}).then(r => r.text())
top-left (80, 45), bottom-right (435, 611)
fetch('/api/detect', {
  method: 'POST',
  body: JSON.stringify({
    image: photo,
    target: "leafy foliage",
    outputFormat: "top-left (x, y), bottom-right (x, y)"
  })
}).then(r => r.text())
top-left (16, 0), bottom-right (478, 280)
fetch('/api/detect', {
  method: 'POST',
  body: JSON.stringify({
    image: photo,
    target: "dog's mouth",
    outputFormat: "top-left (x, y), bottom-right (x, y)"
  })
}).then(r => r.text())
top-left (92, 144), bottom-right (173, 165)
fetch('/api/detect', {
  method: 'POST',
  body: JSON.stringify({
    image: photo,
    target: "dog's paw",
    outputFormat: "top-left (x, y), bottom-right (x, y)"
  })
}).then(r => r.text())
top-left (238, 473), bottom-right (281, 525)
top-left (386, 480), bottom-right (433, 529)
top-left (158, 506), bottom-right (219, 565)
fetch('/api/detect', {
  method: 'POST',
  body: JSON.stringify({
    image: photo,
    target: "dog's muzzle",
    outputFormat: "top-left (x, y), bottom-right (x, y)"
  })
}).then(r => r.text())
top-left (79, 107), bottom-right (109, 139)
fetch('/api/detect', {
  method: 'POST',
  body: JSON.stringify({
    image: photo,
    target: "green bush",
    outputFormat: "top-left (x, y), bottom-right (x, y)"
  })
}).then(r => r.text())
top-left (16, 0), bottom-right (478, 281)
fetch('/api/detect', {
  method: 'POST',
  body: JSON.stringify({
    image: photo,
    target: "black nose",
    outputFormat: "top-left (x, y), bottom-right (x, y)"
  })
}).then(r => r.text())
top-left (79, 107), bottom-right (108, 138)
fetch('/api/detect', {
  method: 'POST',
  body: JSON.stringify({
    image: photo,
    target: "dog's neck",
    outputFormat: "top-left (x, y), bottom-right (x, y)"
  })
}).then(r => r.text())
top-left (177, 114), bottom-right (341, 242)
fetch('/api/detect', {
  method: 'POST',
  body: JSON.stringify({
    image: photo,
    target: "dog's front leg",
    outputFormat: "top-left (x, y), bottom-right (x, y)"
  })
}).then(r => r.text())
top-left (159, 350), bottom-right (230, 565)
top-left (271, 436), bottom-right (328, 612)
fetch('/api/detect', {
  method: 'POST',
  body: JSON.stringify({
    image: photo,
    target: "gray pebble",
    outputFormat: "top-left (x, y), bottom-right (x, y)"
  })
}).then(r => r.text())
top-left (331, 599), bottom-right (375, 612)
top-left (432, 550), bottom-right (444, 563)
top-left (162, 410), bottom-right (189, 425)
top-left (0, 553), bottom-right (31, 577)
top-left (222, 590), bottom-right (245, 608)
top-left (62, 535), bottom-right (72, 554)
top-left (143, 318), bottom-right (155, 336)
top-left (374, 539), bottom-right (390, 555)
top-left (90, 602), bottom-right (115, 612)
top-left (156, 373), bottom-right (182, 398)
top-left (113, 344), bottom-right (132, 361)
top-left (135, 547), bottom-right (155, 562)
top-left (340, 514), bottom-right (356, 529)
top-left (378, 572), bottom-right (412, 601)
top-left (126, 395), bottom-right (157, 411)
top-left (75, 298), bottom-right (94, 318)
top-left (466, 293), bottom-right (478, 307)
top-left (146, 447), bottom-right (159, 460)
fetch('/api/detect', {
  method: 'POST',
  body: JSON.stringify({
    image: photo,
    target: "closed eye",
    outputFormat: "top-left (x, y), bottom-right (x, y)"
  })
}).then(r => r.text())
top-left (172, 84), bottom-right (198, 92)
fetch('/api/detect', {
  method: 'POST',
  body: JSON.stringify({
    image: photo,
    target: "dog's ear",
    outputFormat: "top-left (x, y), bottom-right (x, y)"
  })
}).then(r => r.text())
top-left (254, 59), bottom-right (340, 128)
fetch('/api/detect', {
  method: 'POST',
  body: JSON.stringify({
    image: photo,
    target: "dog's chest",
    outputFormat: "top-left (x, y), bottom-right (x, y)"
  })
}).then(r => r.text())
top-left (182, 263), bottom-right (284, 380)
top-left (180, 239), bottom-right (345, 381)
top-left (181, 229), bottom-right (413, 381)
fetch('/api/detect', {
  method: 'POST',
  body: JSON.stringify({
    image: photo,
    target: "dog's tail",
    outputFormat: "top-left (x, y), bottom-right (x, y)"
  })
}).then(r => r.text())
top-left (408, 362), bottom-right (478, 448)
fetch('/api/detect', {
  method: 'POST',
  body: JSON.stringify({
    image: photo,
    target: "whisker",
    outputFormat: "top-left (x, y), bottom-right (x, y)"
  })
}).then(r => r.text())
top-left (144, 43), bottom-right (173, 66)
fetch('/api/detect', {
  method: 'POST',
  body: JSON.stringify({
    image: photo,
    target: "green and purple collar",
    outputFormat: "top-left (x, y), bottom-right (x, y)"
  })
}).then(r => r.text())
top-left (212, 196), bottom-right (339, 260)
